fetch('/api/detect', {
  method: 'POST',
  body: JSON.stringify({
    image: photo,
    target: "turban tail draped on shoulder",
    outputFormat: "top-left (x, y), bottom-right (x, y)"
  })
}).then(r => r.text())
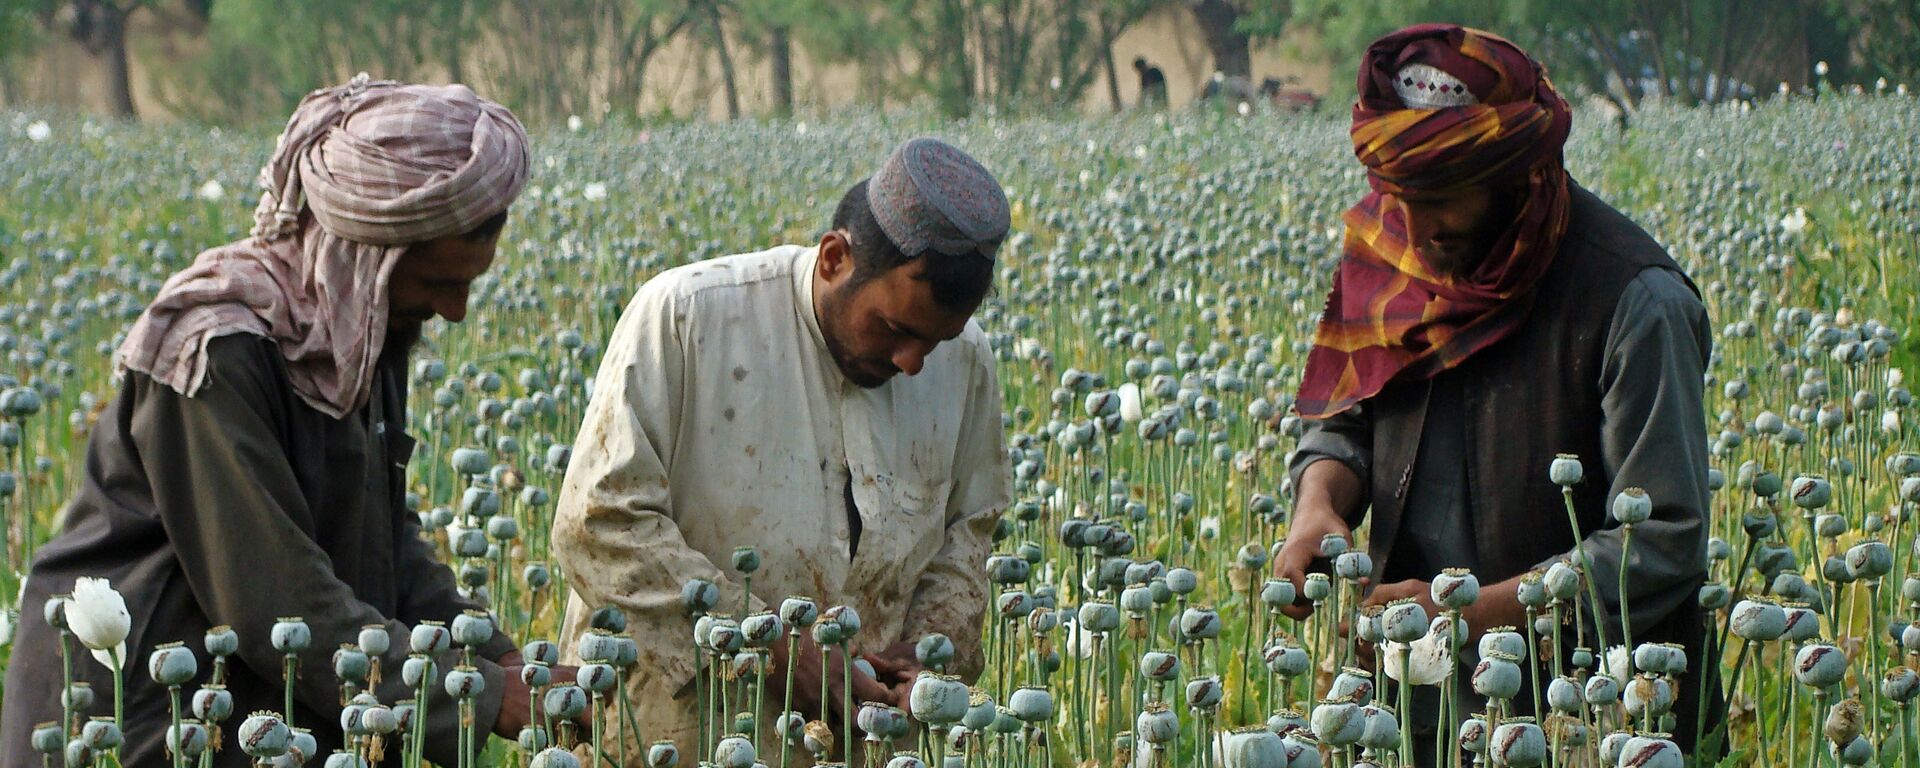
top-left (115, 76), bottom-right (530, 419)
top-left (1293, 24), bottom-right (1573, 419)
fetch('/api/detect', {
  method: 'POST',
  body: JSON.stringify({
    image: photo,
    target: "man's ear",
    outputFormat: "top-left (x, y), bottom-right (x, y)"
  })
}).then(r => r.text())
top-left (818, 230), bottom-right (854, 282)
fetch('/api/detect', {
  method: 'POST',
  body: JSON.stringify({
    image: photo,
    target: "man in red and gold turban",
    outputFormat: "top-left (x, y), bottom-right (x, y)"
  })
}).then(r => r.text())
top-left (1275, 24), bottom-right (1718, 759)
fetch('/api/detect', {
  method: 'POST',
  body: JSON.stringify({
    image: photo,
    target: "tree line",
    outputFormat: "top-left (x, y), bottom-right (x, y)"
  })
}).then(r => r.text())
top-left (0, 0), bottom-right (1914, 125)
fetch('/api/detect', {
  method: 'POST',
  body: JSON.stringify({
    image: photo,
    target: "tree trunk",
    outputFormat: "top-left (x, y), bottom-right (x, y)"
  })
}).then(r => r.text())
top-left (1188, 0), bottom-right (1249, 80)
top-left (98, 5), bottom-right (135, 118)
top-left (1099, 14), bottom-right (1123, 113)
top-left (770, 26), bottom-right (794, 117)
top-left (705, 2), bottom-right (741, 120)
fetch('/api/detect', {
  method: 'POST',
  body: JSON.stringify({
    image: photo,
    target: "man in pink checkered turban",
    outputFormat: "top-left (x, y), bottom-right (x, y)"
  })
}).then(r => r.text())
top-left (3, 75), bottom-right (575, 767)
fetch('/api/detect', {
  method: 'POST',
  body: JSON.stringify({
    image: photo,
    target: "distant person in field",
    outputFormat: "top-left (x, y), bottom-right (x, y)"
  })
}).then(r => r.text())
top-left (1272, 24), bottom-right (1715, 761)
top-left (1, 76), bottom-right (578, 766)
top-left (551, 137), bottom-right (1011, 762)
top-left (1135, 56), bottom-right (1168, 107)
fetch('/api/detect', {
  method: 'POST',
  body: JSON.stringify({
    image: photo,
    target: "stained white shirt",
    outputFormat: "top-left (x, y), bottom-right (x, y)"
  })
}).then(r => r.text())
top-left (552, 244), bottom-right (1010, 759)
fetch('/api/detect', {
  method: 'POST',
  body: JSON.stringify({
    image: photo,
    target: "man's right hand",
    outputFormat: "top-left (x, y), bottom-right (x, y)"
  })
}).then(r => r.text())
top-left (1273, 503), bottom-right (1352, 621)
top-left (764, 633), bottom-right (895, 720)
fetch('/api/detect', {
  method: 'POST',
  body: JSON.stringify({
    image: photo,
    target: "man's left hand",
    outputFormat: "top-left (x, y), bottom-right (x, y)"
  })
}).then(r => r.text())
top-left (1362, 578), bottom-right (1440, 620)
top-left (862, 641), bottom-right (923, 686)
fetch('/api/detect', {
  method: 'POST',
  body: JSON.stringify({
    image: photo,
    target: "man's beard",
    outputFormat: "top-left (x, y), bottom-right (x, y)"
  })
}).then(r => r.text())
top-left (819, 284), bottom-right (894, 389)
top-left (384, 320), bottom-right (425, 360)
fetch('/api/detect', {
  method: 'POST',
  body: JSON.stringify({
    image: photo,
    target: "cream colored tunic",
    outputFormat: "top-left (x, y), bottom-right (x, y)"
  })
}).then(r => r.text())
top-left (552, 244), bottom-right (1010, 764)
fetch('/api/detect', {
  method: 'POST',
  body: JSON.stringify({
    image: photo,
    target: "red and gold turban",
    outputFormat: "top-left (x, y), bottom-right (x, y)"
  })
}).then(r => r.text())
top-left (1294, 24), bottom-right (1572, 419)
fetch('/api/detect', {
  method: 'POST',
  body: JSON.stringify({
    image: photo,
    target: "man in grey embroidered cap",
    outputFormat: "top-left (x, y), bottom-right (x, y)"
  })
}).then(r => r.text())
top-left (553, 137), bottom-right (1013, 763)
top-left (2, 76), bottom-right (581, 766)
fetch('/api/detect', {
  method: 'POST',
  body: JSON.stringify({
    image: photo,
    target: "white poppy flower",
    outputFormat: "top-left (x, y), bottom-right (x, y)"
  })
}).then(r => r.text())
top-left (68, 577), bottom-right (131, 670)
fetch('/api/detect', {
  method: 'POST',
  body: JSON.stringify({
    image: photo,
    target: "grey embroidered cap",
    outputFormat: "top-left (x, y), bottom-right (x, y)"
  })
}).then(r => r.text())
top-left (867, 137), bottom-right (1010, 260)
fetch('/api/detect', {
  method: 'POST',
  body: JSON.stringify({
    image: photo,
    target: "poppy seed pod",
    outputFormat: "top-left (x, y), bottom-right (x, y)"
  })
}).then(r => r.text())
top-left (1165, 568), bottom-right (1199, 595)
top-left (191, 685), bottom-right (232, 721)
top-left (444, 665), bottom-right (486, 699)
top-left (910, 673), bottom-right (969, 724)
top-left (544, 684), bottom-right (587, 719)
top-left (1179, 606), bottom-right (1220, 640)
top-left (1742, 510), bottom-right (1778, 539)
top-left (1699, 583), bottom-right (1731, 610)
top-left (521, 663), bottom-right (552, 687)
top-left (410, 621), bottom-right (451, 654)
top-left (822, 605), bottom-right (861, 637)
top-left (1546, 676), bottom-right (1583, 713)
top-left (1796, 643), bottom-right (1849, 688)
top-left (1185, 676), bottom-right (1224, 709)
top-left (1791, 475), bottom-right (1833, 509)
top-left (523, 639), bottom-right (561, 666)
top-left (1478, 629), bottom-right (1525, 661)
top-left (1583, 674), bottom-right (1620, 706)
top-left (1380, 600), bottom-right (1428, 644)
top-left (731, 547), bottom-right (761, 574)
top-left (1548, 455), bottom-right (1583, 487)
top-left (1266, 644), bottom-right (1310, 678)
top-left (532, 747), bottom-right (583, 768)
top-left (1333, 551), bottom-right (1371, 581)
top-left (1751, 470), bottom-right (1783, 498)
top-left (1489, 718), bottom-right (1547, 767)
top-left (1846, 541), bottom-right (1894, 580)
top-left (1121, 585), bottom-right (1155, 614)
top-left (1516, 574), bottom-right (1548, 608)
top-left (1329, 668), bottom-right (1374, 705)
top-left (1611, 488), bottom-right (1653, 525)
top-left (1317, 534), bottom-right (1349, 559)
top-left (1432, 568), bottom-right (1480, 609)
top-left (148, 641), bottom-right (198, 687)
top-left (780, 597), bottom-right (820, 628)
top-left (578, 663), bottom-right (617, 693)
top-left (356, 625), bottom-right (390, 657)
top-left (1309, 700), bottom-right (1363, 746)
top-left (682, 579), bottom-right (721, 614)
top-left (238, 712), bottom-right (291, 758)
top-left (1355, 606), bottom-right (1385, 645)
top-left (1136, 703), bottom-right (1180, 744)
top-left (1303, 573), bottom-right (1332, 602)
top-left (707, 618), bottom-right (745, 654)
top-left (270, 617), bottom-right (310, 653)
top-left (1632, 644), bottom-right (1673, 676)
top-left (714, 735), bottom-right (757, 768)
top-left (1222, 726), bottom-right (1287, 768)
top-left (167, 721), bottom-right (210, 758)
top-left (1882, 667), bottom-right (1920, 702)
top-left (811, 620), bottom-right (844, 646)
top-left (331, 645), bottom-right (370, 683)
top-left (451, 610), bottom-right (495, 647)
top-left (1008, 686), bottom-right (1054, 722)
top-left (741, 612), bottom-right (784, 647)
top-left (911, 633), bottom-right (956, 671)
top-left (1260, 580), bottom-right (1297, 610)
top-left (1118, 647), bottom-right (1174, 683)
top-left (1618, 734), bottom-right (1684, 768)
top-left (997, 590), bottom-right (1035, 619)
top-left (74, 720), bottom-right (117, 752)
top-left (204, 625), bottom-right (239, 658)
top-left (402, 655), bottom-right (437, 688)
top-left (962, 690), bottom-right (997, 731)
top-left (517, 726), bottom-right (551, 753)
top-left (986, 554), bottom-right (1031, 584)
top-left (1815, 514), bottom-right (1848, 539)
top-left (1471, 653), bottom-right (1523, 701)
top-left (1825, 698), bottom-right (1866, 745)
top-left (1836, 736), bottom-right (1874, 766)
top-left (1456, 715), bottom-right (1490, 755)
top-left (1544, 562), bottom-right (1580, 601)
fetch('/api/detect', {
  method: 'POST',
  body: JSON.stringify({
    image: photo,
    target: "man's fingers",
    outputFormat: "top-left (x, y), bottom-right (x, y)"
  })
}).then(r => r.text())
top-left (1279, 603), bottom-right (1313, 621)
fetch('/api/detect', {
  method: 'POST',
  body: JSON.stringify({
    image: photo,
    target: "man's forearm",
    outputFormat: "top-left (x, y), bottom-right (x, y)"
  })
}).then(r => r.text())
top-left (1297, 458), bottom-right (1366, 524)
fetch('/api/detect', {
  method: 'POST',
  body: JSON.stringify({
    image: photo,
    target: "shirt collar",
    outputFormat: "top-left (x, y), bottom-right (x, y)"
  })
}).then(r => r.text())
top-left (792, 245), bottom-right (830, 356)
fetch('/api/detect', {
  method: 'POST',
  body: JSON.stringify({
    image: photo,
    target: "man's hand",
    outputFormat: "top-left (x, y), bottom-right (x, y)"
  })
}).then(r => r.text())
top-left (764, 634), bottom-right (894, 720)
top-left (1273, 504), bottom-right (1354, 620)
top-left (494, 662), bottom-right (589, 739)
top-left (862, 641), bottom-right (922, 686)
top-left (1361, 578), bottom-right (1439, 618)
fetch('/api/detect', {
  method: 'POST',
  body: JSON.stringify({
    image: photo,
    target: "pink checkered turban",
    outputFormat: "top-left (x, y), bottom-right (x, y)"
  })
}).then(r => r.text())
top-left (117, 75), bottom-right (529, 418)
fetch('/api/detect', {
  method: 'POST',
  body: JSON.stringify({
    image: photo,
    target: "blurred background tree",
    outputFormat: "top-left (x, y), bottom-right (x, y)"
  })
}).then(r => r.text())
top-left (0, 0), bottom-right (1912, 125)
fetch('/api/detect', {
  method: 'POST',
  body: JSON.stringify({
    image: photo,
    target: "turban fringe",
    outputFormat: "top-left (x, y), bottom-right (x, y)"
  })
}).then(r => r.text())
top-left (116, 76), bottom-right (530, 418)
top-left (1294, 25), bottom-right (1572, 419)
